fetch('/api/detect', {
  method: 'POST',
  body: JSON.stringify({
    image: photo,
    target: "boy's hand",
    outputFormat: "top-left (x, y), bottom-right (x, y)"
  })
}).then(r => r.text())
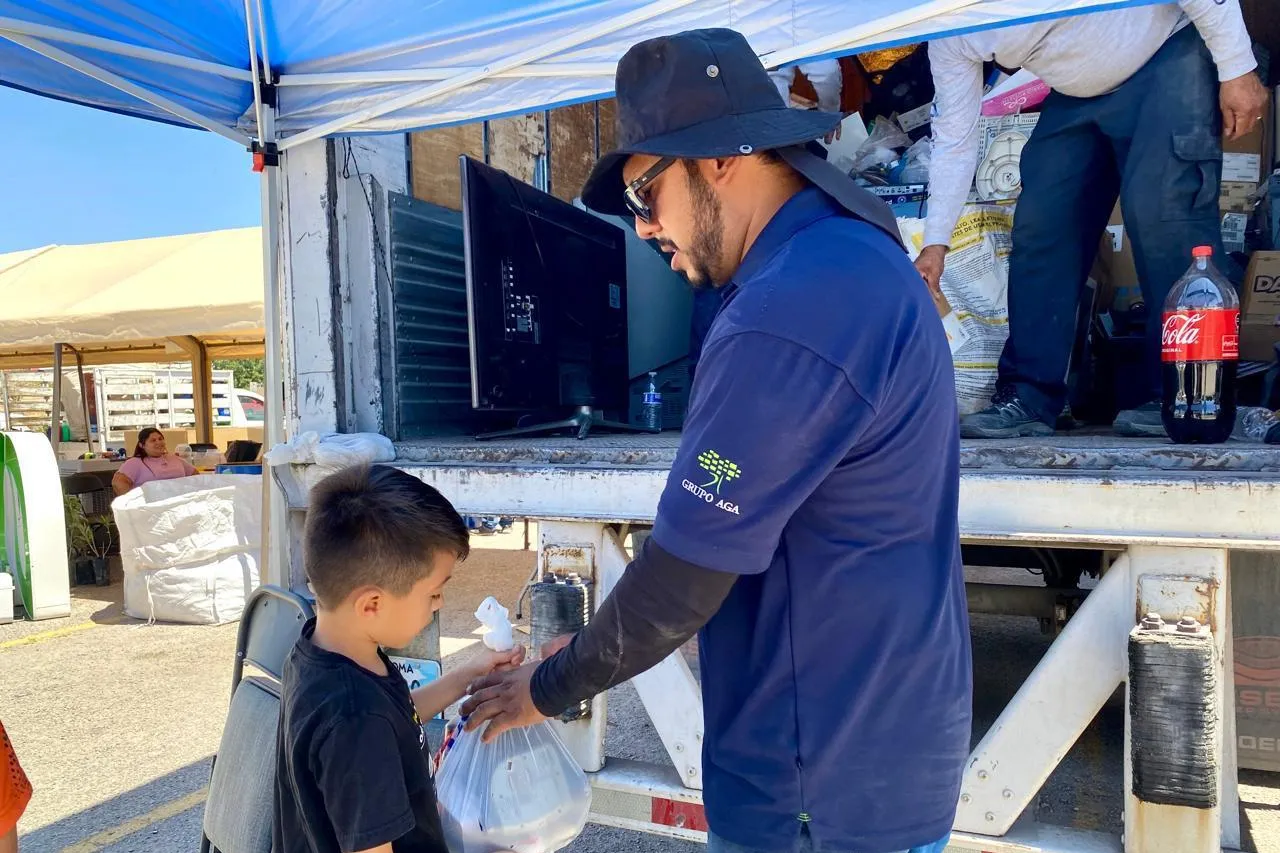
top-left (540, 634), bottom-right (574, 658)
top-left (460, 663), bottom-right (546, 742)
top-left (463, 646), bottom-right (526, 682)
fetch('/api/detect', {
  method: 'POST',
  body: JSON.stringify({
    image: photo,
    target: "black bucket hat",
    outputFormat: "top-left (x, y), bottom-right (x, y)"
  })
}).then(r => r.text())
top-left (581, 28), bottom-right (903, 249)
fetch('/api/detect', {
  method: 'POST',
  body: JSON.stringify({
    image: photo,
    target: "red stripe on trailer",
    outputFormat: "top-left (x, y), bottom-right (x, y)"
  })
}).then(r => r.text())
top-left (650, 798), bottom-right (708, 831)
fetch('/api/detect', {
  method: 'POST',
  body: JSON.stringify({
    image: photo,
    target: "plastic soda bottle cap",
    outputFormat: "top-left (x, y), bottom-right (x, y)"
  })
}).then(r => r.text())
top-left (1191, 245), bottom-right (1213, 258)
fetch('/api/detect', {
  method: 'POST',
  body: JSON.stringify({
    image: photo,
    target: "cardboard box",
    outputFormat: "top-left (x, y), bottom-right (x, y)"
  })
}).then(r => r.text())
top-left (1240, 251), bottom-right (1280, 362)
top-left (1223, 212), bottom-right (1249, 254)
top-left (1220, 180), bottom-right (1259, 214)
top-left (1096, 203), bottom-right (1139, 299)
top-left (1224, 153), bottom-right (1263, 184)
top-left (1224, 94), bottom-right (1272, 184)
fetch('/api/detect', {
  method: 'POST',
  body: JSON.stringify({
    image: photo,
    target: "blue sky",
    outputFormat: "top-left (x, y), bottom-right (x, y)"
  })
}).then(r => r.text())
top-left (0, 86), bottom-right (260, 254)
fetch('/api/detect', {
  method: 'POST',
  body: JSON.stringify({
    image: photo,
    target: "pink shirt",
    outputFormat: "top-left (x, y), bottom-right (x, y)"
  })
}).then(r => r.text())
top-left (119, 454), bottom-right (197, 487)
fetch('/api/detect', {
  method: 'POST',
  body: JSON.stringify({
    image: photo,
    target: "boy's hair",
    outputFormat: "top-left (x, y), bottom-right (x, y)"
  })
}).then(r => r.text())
top-left (303, 464), bottom-right (470, 608)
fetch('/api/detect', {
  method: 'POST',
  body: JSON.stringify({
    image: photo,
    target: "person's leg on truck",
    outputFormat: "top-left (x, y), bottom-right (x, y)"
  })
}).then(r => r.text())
top-left (959, 95), bottom-right (1119, 438)
top-left (0, 720), bottom-right (32, 853)
top-left (1107, 24), bottom-right (1233, 437)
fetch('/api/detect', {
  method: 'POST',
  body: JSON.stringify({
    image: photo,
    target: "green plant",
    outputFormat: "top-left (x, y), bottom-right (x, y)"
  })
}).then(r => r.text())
top-left (213, 358), bottom-right (265, 390)
top-left (63, 494), bottom-right (94, 560)
top-left (87, 518), bottom-right (117, 559)
top-left (62, 495), bottom-right (115, 560)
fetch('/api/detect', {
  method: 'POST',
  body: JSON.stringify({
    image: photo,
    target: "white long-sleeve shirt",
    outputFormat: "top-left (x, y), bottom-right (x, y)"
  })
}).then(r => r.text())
top-left (923, 1), bottom-right (1257, 248)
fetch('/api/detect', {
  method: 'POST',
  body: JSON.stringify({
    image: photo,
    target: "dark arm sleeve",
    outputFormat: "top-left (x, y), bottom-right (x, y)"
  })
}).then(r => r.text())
top-left (313, 714), bottom-right (415, 852)
top-left (529, 536), bottom-right (735, 717)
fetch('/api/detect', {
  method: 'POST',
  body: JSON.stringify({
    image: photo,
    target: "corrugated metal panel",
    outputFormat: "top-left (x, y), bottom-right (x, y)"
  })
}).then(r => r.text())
top-left (384, 191), bottom-right (473, 439)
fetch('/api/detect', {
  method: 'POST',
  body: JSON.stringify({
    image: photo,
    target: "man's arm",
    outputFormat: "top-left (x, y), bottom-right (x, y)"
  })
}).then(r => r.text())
top-left (921, 39), bottom-right (985, 253)
top-left (529, 537), bottom-right (736, 716)
top-left (1179, 0), bottom-right (1267, 140)
top-left (1179, 0), bottom-right (1257, 82)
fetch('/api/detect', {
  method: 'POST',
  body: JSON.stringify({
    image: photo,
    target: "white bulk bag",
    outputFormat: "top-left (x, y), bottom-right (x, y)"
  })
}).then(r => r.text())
top-left (111, 474), bottom-right (262, 624)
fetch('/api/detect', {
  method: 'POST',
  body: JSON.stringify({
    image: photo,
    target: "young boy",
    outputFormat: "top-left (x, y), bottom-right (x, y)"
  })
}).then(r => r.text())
top-left (274, 464), bottom-right (523, 853)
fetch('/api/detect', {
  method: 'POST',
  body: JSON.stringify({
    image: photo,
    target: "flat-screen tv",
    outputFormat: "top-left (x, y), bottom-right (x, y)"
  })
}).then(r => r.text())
top-left (461, 155), bottom-right (630, 424)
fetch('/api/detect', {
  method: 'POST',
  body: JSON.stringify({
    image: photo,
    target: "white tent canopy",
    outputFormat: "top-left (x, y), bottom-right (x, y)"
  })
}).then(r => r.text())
top-left (0, 228), bottom-right (264, 368)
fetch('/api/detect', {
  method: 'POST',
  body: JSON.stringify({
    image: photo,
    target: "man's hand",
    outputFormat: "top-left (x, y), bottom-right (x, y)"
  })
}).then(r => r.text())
top-left (1221, 72), bottom-right (1268, 141)
top-left (824, 119), bottom-right (843, 146)
top-left (460, 662), bottom-right (548, 743)
top-left (914, 244), bottom-right (948, 293)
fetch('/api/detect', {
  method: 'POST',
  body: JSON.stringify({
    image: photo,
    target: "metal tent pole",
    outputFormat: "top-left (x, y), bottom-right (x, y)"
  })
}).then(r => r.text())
top-left (50, 344), bottom-right (63, 459)
top-left (0, 32), bottom-right (252, 146)
top-left (257, 101), bottom-right (291, 587)
top-left (73, 348), bottom-right (91, 446)
top-left (276, 63), bottom-right (616, 87)
top-left (0, 17), bottom-right (250, 79)
top-left (1, 371), bottom-right (10, 433)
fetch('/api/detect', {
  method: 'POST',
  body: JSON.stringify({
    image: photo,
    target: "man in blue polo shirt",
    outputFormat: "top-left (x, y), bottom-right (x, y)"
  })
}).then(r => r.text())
top-left (462, 28), bottom-right (971, 853)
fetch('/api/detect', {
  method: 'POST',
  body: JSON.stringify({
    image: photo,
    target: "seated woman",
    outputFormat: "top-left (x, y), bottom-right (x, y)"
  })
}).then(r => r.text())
top-left (112, 428), bottom-right (198, 496)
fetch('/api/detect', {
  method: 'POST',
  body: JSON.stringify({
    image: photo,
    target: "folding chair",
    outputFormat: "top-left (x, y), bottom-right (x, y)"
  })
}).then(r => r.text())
top-left (200, 585), bottom-right (314, 853)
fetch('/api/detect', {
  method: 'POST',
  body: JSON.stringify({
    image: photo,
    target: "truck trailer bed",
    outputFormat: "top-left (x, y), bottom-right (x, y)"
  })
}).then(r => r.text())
top-left (395, 432), bottom-right (1280, 473)
top-left (389, 433), bottom-right (1280, 550)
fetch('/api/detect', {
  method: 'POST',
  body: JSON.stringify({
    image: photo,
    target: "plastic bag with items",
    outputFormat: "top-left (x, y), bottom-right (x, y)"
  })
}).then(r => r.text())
top-left (435, 598), bottom-right (591, 853)
top-left (851, 116), bottom-right (912, 175)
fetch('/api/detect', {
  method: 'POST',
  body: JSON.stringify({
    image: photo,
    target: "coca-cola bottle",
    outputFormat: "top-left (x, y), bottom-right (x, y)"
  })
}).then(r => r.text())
top-left (1161, 245), bottom-right (1240, 444)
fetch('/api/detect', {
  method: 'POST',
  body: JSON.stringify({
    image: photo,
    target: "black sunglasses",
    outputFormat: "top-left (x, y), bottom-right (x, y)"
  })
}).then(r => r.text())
top-left (623, 157), bottom-right (676, 222)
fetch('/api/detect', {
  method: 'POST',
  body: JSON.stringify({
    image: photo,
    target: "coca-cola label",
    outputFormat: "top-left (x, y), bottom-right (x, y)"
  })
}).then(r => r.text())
top-left (1161, 308), bottom-right (1240, 362)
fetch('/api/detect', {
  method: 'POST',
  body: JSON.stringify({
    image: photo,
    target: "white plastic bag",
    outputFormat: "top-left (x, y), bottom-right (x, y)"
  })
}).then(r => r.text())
top-left (898, 137), bottom-right (932, 184)
top-left (263, 430), bottom-right (394, 467)
top-left (435, 599), bottom-right (591, 853)
top-left (851, 116), bottom-right (912, 174)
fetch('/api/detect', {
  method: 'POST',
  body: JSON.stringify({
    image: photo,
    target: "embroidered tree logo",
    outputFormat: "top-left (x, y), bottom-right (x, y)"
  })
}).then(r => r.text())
top-left (697, 450), bottom-right (741, 494)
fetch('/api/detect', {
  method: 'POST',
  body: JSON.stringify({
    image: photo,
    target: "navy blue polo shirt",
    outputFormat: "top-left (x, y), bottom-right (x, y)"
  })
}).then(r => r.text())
top-left (651, 187), bottom-right (972, 852)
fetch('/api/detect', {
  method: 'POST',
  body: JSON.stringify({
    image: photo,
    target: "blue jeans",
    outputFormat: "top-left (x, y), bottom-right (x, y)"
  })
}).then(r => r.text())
top-left (997, 23), bottom-right (1233, 426)
top-left (707, 830), bottom-right (952, 853)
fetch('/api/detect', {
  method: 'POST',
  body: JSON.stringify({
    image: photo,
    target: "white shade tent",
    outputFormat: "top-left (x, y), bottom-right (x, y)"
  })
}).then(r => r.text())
top-left (0, 227), bottom-right (265, 446)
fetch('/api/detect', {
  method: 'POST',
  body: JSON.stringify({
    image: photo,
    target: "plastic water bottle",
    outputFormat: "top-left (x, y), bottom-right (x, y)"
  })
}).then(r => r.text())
top-left (641, 371), bottom-right (662, 432)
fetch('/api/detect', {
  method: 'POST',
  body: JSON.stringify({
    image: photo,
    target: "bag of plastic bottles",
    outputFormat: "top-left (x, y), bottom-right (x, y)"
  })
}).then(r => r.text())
top-left (435, 598), bottom-right (591, 853)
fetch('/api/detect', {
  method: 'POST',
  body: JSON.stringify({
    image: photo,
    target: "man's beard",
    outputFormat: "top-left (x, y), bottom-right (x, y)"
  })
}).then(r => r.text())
top-left (681, 166), bottom-right (727, 288)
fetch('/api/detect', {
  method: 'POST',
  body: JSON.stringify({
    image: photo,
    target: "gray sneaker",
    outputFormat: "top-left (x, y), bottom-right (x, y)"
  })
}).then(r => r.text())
top-left (1113, 401), bottom-right (1166, 438)
top-left (960, 392), bottom-right (1054, 439)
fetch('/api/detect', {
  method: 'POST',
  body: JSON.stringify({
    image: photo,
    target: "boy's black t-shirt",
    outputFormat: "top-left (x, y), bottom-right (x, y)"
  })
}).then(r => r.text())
top-left (273, 619), bottom-right (447, 853)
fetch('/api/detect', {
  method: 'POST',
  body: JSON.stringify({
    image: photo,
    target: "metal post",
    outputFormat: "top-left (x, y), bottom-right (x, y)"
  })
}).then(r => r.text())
top-left (167, 369), bottom-right (175, 430)
top-left (93, 368), bottom-right (108, 452)
top-left (1, 370), bottom-right (10, 432)
top-left (50, 343), bottom-right (63, 459)
top-left (259, 102), bottom-right (290, 588)
top-left (74, 348), bottom-right (91, 446)
top-left (1123, 545), bottom-right (1234, 853)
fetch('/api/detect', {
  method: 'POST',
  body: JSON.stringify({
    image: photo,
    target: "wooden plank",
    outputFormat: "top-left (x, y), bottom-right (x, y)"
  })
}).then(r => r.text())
top-left (410, 124), bottom-right (485, 210)
top-left (487, 113), bottom-right (546, 185)
top-left (549, 103), bottom-right (598, 202)
top-left (598, 98), bottom-right (617, 155)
